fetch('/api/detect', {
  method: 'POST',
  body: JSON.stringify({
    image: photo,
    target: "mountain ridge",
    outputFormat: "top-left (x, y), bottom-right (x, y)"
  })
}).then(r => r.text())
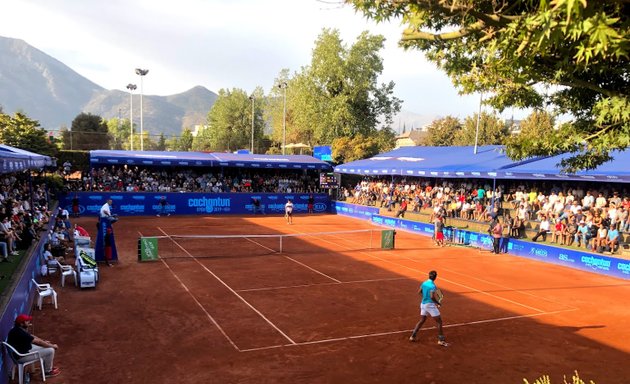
top-left (0, 35), bottom-right (432, 137)
top-left (0, 36), bottom-right (218, 136)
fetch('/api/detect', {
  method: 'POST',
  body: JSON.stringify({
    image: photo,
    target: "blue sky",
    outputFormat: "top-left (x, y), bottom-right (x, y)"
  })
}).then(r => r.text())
top-left (0, 0), bottom-right (526, 121)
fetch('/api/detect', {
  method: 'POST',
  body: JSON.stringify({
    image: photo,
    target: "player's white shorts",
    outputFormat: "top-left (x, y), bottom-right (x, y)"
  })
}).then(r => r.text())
top-left (420, 303), bottom-right (441, 317)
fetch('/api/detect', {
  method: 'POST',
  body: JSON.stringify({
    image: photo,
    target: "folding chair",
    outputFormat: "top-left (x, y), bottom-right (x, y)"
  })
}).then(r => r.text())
top-left (2, 341), bottom-right (47, 384)
top-left (31, 279), bottom-right (58, 310)
top-left (55, 260), bottom-right (77, 287)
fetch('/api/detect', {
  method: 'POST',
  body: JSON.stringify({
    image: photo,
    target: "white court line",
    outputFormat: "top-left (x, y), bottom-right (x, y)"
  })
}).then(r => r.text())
top-left (283, 256), bottom-right (342, 283)
top-left (244, 237), bottom-right (341, 283)
top-left (157, 227), bottom-right (297, 346)
top-left (289, 229), bottom-right (550, 313)
top-left (140, 230), bottom-right (240, 350)
top-left (236, 276), bottom-right (409, 293)
top-left (239, 307), bottom-right (578, 352)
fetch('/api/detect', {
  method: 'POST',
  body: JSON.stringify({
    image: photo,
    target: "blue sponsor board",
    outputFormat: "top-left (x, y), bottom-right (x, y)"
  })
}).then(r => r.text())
top-left (334, 201), bottom-right (380, 220)
top-left (335, 205), bottom-right (629, 280)
top-left (60, 193), bottom-right (332, 216)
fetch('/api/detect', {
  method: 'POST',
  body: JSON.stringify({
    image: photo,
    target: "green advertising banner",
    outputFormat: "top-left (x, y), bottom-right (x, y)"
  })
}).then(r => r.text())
top-left (381, 230), bottom-right (395, 249)
top-left (139, 237), bottom-right (159, 262)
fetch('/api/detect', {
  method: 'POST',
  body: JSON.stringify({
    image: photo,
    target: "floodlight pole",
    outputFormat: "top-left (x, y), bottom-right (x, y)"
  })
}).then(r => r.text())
top-left (474, 93), bottom-right (483, 155)
top-left (126, 83), bottom-right (137, 150)
top-left (279, 82), bottom-right (287, 155)
top-left (135, 68), bottom-right (149, 151)
top-left (249, 95), bottom-right (255, 153)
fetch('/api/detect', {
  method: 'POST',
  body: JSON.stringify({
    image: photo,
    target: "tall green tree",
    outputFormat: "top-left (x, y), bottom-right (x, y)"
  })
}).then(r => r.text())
top-left (205, 89), bottom-right (256, 151)
top-left (64, 113), bottom-right (110, 150)
top-left (514, 110), bottom-right (555, 138)
top-left (455, 112), bottom-right (509, 146)
top-left (156, 133), bottom-right (167, 151)
top-left (332, 133), bottom-right (390, 163)
top-left (425, 116), bottom-right (462, 146)
top-left (283, 29), bottom-right (401, 148)
top-left (106, 118), bottom-right (132, 150)
top-left (348, 0), bottom-right (630, 171)
top-left (0, 112), bottom-right (57, 156)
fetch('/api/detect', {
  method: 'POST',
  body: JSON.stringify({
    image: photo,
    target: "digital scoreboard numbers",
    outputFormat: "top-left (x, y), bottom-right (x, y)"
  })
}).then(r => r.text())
top-left (319, 172), bottom-right (338, 189)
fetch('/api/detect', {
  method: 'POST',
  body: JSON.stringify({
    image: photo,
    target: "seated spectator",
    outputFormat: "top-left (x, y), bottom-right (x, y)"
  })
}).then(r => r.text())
top-left (605, 224), bottom-right (620, 253)
top-left (565, 217), bottom-right (578, 246)
top-left (6, 314), bottom-right (61, 379)
top-left (74, 224), bottom-right (90, 238)
top-left (0, 241), bottom-right (9, 262)
top-left (532, 216), bottom-right (551, 242)
top-left (551, 219), bottom-right (567, 245)
top-left (0, 216), bottom-right (19, 255)
top-left (592, 225), bottom-right (608, 252)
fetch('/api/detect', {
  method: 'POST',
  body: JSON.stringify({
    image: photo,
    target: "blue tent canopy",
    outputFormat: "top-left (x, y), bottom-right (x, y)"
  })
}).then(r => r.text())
top-left (495, 150), bottom-right (630, 183)
top-left (335, 145), bottom-right (630, 183)
top-left (207, 152), bottom-right (332, 170)
top-left (90, 150), bottom-right (332, 171)
top-left (334, 145), bottom-right (519, 179)
top-left (0, 144), bottom-right (53, 170)
top-left (0, 151), bottom-right (31, 173)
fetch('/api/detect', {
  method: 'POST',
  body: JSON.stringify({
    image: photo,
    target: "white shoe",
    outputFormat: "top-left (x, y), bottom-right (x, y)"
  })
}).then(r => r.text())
top-left (156, 214), bottom-right (160, 217)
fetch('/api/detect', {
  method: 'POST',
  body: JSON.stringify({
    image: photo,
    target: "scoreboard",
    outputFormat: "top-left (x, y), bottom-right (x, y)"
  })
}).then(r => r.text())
top-left (319, 172), bottom-right (338, 189)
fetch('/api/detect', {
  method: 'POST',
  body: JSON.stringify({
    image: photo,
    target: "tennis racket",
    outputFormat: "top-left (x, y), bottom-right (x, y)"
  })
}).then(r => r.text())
top-left (434, 288), bottom-right (444, 304)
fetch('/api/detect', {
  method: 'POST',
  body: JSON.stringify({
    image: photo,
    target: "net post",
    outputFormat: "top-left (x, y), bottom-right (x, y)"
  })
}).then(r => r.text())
top-left (280, 235), bottom-right (283, 253)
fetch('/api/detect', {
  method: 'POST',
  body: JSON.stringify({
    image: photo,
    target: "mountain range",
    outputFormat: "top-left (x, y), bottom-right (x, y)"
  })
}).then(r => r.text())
top-left (0, 35), bottom-right (433, 137)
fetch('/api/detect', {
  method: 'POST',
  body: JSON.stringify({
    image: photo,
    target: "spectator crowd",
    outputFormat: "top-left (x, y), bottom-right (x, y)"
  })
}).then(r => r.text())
top-left (66, 166), bottom-right (323, 194)
top-left (341, 177), bottom-right (629, 254)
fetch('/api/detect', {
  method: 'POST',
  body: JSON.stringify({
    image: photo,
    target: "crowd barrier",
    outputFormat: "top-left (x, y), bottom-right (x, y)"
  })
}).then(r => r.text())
top-left (0, 209), bottom-right (58, 383)
top-left (335, 201), bottom-right (630, 280)
top-left (60, 192), bottom-right (332, 216)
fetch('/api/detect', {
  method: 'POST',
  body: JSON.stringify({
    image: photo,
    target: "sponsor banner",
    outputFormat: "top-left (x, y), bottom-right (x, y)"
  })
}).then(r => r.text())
top-left (334, 201), bottom-right (380, 220)
top-left (335, 205), bottom-right (629, 280)
top-left (60, 192), bottom-right (331, 216)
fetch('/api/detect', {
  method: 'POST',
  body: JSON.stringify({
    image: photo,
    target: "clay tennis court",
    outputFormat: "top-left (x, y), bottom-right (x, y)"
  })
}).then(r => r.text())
top-left (37, 213), bottom-right (629, 383)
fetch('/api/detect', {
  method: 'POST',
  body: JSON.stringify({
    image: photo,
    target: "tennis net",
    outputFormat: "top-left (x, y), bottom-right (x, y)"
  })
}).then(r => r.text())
top-left (138, 229), bottom-right (380, 260)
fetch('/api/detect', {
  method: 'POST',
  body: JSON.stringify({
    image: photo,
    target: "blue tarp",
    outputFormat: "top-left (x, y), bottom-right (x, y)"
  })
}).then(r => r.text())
top-left (334, 145), bottom-right (519, 179)
top-left (335, 145), bottom-right (630, 182)
top-left (0, 144), bottom-right (53, 169)
top-left (0, 151), bottom-right (30, 173)
top-left (207, 152), bottom-right (332, 170)
top-left (90, 150), bottom-right (332, 171)
top-left (495, 150), bottom-right (630, 183)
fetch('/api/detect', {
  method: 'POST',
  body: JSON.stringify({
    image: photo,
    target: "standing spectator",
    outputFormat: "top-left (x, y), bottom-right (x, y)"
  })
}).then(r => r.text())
top-left (490, 218), bottom-right (503, 254)
top-left (395, 198), bottom-right (408, 218)
top-left (7, 314), bottom-right (61, 379)
top-left (71, 193), bottom-right (80, 218)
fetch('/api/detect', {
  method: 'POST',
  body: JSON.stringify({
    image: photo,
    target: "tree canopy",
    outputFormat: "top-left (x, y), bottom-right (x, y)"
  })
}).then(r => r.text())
top-left (63, 112), bottom-right (111, 150)
top-left (348, 0), bottom-right (630, 171)
top-left (0, 111), bottom-right (57, 156)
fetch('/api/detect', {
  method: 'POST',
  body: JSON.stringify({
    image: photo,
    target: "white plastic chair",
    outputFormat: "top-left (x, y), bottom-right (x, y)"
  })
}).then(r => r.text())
top-left (31, 279), bottom-right (58, 310)
top-left (2, 341), bottom-right (47, 384)
top-left (55, 260), bottom-right (77, 287)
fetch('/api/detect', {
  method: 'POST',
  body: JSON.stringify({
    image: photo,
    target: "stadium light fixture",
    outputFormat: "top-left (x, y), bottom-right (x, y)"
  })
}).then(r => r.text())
top-left (278, 82), bottom-right (287, 155)
top-left (249, 95), bottom-right (255, 153)
top-left (126, 83), bottom-right (137, 150)
top-left (135, 68), bottom-right (149, 150)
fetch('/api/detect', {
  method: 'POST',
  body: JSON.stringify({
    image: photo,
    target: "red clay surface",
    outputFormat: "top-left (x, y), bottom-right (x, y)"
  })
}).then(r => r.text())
top-left (32, 214), bottom-right (630, 384)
